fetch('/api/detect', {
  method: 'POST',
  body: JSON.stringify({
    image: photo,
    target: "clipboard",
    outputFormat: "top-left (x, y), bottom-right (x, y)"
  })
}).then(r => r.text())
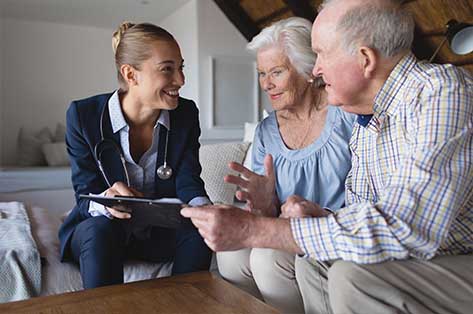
top-left (79, 194), bottom-right (188, 229)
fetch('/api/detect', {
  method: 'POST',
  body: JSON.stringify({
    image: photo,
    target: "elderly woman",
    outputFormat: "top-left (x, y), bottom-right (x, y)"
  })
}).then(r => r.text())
top-left (216, 17), bottom-right (355, 313)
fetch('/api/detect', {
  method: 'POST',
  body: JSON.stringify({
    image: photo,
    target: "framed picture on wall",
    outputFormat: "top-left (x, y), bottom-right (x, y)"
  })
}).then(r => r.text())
top-left (209, 56), bottom-right (260, 129)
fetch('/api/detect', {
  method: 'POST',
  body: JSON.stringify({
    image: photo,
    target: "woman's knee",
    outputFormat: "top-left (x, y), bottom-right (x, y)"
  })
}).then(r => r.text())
top-left (176, 227), bottom-right (209, 253)
top-left (73, 217), bottom-right (124, 251)
top-left (250, 248), bottom-right (295, 280)
top-left (216, 249), bottom-right (252, 282)
top-left (173, 228), bottom-right (211, 273)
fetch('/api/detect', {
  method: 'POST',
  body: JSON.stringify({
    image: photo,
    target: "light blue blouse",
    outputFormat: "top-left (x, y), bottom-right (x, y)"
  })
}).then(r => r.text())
top-left (252, 106), bottom-right (355, 210)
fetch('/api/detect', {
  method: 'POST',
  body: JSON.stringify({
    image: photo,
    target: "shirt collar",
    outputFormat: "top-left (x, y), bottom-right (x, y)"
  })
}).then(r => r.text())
top-left (108, 90), bottom-right (171, 133)
top-left (356, 114), bottom-right (374, 127)
top-left (372, 52), bottom-right (417, 118)
top-left (358, 53), bottom-right (417, 133)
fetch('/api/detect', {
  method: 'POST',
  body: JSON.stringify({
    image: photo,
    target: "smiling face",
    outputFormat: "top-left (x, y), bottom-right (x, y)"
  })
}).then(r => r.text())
top-left (256, 45), bottom-right (310, 111)
top-left (133, 39), bottom-right (185, 110)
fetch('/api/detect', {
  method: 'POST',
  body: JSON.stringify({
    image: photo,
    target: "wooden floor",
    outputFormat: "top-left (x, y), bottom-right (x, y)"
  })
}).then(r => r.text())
top-left (0, 271), bottom-right (279, 313)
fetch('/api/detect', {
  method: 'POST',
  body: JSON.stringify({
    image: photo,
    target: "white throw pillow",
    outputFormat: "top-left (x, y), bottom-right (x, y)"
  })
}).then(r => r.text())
top-left (199, 142), bottom-right (250, 204)
top-left (243, 122), bottom-right (258, 143)
top-left (17, 127), bottom-right (53, 166)
top-left (42, 142), bottom-right (70, 167)
top-left (242, 122), bottom-right (258, 170)
top-left (54, 123), bottom-right (66, 142)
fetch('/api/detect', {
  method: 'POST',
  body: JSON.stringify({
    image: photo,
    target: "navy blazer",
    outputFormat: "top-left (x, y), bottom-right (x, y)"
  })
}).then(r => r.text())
top-left (58, 92), bottom-right (208, 261)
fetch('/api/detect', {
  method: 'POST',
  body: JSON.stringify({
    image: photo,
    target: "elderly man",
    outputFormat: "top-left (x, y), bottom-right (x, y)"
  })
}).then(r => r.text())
top-left (182, 0), bottom-right (473, 313)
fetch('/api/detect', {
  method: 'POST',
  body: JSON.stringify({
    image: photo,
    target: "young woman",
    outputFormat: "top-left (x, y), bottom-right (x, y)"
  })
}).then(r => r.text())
top-left (58, 22), bottom-right (211, 289)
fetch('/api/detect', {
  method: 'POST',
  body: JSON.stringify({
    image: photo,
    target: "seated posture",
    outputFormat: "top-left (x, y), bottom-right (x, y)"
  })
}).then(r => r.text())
top-left (217, 17), bottom-right (354, 313)
top-left (58, 22), bottom-right (211, 289)
top-left (183, 1), bottom-right (473, 313)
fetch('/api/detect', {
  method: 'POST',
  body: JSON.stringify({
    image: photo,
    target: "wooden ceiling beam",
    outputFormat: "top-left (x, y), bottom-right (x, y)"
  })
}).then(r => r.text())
top-left (213, 0), bottom-right (260, 42)
top-left (283, 0), bottom-right (316, 22)
top-left (255, 7), bottom-right (292, 26)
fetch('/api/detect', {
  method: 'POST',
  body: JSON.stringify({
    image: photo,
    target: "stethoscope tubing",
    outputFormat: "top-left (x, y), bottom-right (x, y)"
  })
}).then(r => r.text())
top-left (94, 103), bottom-right (172, 188)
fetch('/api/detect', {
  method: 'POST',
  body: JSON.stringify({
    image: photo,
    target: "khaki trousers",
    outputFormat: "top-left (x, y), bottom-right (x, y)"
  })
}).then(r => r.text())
top-left (217, 249), bottom-right (305, 314)
top-left (296, 254), bottom-right (473, 314)
top-left (218, 250), bottom-right (473, 314)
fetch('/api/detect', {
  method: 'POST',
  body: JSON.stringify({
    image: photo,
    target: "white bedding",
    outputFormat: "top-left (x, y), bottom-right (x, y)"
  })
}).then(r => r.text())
top-left (0, 167), bottom-right (72, 193)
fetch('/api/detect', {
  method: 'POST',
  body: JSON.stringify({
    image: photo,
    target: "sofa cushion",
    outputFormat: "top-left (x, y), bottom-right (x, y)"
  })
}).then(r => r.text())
top-left (42, 142), bottom-right (69, 167)
top-left (242, 122), bottom-right (258, 170)
top-left (17, 127), bottom-right (53, 166)
top-left (54, 123), bottom-right (66, 142)
top-left (200, 142), bottom-right (250, 204)
top-left (27, 206), bottom-right (173, 296)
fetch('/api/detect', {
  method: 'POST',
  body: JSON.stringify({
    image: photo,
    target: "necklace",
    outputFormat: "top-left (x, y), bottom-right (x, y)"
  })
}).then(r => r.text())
top-left (281, 92), bottom-right (324, 150)
top-left (295, 115), bottom-right (315, 149)
top-left (278, 112), bottom-right (316, 150)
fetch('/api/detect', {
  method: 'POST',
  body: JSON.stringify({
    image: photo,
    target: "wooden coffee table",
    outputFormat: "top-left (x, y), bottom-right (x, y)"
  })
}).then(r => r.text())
top-left (0, 271), bottom-right (279, 313)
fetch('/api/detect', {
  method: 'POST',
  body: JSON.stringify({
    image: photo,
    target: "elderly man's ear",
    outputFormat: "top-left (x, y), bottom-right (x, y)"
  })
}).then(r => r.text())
top-left (357, 46), bottom-right (378, 79)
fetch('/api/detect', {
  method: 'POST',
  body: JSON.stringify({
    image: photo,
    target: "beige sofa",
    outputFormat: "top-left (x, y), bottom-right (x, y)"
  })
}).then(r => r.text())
top-left (0, 141), bottom-right (251, 301)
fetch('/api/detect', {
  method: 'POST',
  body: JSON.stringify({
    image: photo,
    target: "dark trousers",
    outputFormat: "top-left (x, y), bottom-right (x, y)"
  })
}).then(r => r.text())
top-left (69, 216), bottom-right (211, 289)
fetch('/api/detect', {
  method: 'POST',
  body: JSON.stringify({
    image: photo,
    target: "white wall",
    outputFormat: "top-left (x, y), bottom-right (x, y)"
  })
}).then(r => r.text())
top-left (0, 0), bottom-right (255, 165)
top-left (197, 0), bottom-right (253, 142)
top-left (1, 19), bottom-right (116, 165)
top-left (160, 0), bottom-right (199, 104)
top-left (159, 0), bottom-right (254, 143)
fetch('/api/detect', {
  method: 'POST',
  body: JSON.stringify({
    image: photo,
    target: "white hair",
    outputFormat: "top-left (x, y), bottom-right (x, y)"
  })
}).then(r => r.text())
top-left (320, 0), bottom-right (414, 57)
top-left (247, 17), bottom-right (320, 84)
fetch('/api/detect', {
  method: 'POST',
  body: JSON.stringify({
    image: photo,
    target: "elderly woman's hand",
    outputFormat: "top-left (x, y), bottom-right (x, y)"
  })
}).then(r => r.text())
top-left (280, 195), bottom-right (330, 218)
top-left (224, 154), bottom-right (278, 217)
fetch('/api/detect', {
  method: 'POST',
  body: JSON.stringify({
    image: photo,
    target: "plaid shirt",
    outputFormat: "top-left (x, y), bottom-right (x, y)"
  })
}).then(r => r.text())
top-left (291, 53), bottom-right (473, 263)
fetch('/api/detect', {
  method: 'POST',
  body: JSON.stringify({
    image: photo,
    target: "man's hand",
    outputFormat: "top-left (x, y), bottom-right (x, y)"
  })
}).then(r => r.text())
top-left (224, 154), bottom-right (278, 216)
top-left (104, 181), bottom-right (143, 219)
top-left (280, 195), bottom-right (330, 218)
top-left (181, 204), bottom-right (255, 251)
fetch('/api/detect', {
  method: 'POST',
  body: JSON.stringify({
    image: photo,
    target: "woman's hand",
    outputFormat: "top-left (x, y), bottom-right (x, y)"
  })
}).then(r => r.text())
top-left (224, 154), bottom-right (278, 217)
top-left (103, 181), bottom-right (144, 219)
top-left (280, 195), bottom-right (329, 218)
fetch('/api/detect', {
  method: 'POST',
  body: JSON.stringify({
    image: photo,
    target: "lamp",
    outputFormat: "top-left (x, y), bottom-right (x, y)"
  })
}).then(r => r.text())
top-left (429, 19), bottom-right (473, 62)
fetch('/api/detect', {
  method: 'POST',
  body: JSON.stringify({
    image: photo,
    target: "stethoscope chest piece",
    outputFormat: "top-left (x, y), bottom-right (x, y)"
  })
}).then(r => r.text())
top-left (157, 163), bottom-right (173, 180)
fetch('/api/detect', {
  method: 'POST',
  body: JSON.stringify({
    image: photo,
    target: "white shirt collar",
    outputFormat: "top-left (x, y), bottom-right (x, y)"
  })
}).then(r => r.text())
top-left (107, 90), bottom-right (171, 133)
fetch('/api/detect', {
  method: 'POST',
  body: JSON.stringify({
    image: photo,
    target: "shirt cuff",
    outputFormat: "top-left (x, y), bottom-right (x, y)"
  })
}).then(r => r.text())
top-left (290, 216), bottom-right (339, 261)
top-left (188, 196), bottom-right (212, 207)
top-left (88, 191), bottom-right (113, 219)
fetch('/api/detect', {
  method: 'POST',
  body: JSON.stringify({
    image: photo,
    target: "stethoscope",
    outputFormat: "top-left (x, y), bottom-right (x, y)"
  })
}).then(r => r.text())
top-left (94, 104), bottom-right (173, 188)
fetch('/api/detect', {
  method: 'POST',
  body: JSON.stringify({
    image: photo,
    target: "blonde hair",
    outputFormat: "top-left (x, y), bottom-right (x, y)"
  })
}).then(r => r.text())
top-left (112, 22), bottom-right (175, 90)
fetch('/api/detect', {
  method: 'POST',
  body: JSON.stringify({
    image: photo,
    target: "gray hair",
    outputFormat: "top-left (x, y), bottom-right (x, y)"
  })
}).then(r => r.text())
top-left (247, 17), bottom-right (322, 85)
top-left (320, 0), bottom-right (414, 57)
